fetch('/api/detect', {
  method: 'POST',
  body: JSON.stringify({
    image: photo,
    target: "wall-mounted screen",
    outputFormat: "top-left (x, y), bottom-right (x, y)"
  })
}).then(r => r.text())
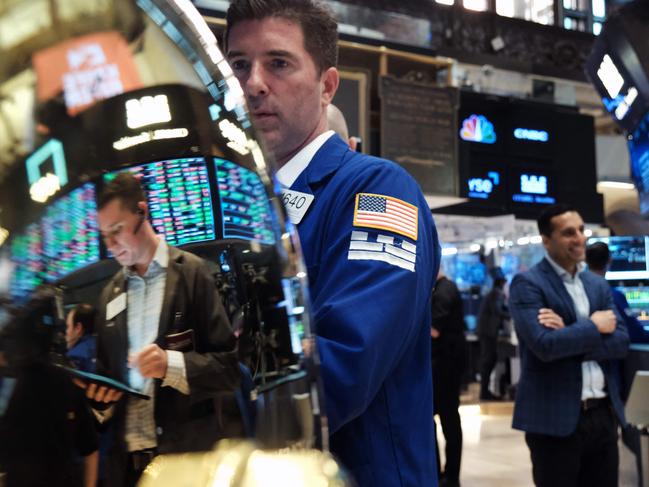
top-left (9, 223), bottom-right (44, 300)
top-left (105, 157), bottom-right (216, 247)
top-left (509, 166), bottom-right (556, 205)
top-left (42, 183), bottom-right (101, 282)
top-left (214, 158), bottom-right (276, 245)
top-left (588, 236), bottom-right (649, 280)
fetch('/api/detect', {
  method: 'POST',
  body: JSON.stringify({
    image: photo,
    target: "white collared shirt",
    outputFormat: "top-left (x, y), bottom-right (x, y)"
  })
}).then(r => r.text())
top-left (545, 254), bottom-right (607, 400)
top-left (275, 130), bottom-right (335, 188)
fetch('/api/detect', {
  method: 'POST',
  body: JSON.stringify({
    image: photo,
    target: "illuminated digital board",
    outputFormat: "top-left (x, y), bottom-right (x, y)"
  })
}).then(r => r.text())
top-left (106, 157), bottom-right (216, 247)
top-left (10, 223), bottom-right (44, 300)
top-left (42, 183), bottom-right (101, 281)
top-left (214, 158), bottom-right (275, 245)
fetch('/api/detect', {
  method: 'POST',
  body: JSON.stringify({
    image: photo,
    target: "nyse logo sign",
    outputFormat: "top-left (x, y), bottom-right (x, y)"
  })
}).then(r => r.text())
top-left (468, 171), bottom-right (500, 200)
top-left (514, 128), bottom-right (549, 142)
top-left (26, 139), bottom-right (68, 203)
top-left (126, 94), bottom-right (172, 129)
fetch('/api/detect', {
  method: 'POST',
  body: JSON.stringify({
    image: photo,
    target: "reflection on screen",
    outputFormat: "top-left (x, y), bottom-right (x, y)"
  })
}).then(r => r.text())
top-left (106, 157), bottom-right (216, 247)
top-left (215, 158), bottom-right (275, 245)
top-left (10, 223), bottom-right (44, 300)
top-left (42, 183), bottom-right (100, 282)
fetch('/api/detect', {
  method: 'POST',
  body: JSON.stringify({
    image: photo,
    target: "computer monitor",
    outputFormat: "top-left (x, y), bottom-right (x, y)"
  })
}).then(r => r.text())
top-left (629, 112), bottom-right (649, 216)
top-left (105, 157), bottom-right (216, 247)
top-left (9, 223), bottom-right (44, 301)
top-left (214, 158), bottom-right (276, 245)
top-left (614, 286), bottom-right (649, 331)
top-left (588, 236), bottom-right (649, 280)
top-left (42, 183), bottom-right (101, 282)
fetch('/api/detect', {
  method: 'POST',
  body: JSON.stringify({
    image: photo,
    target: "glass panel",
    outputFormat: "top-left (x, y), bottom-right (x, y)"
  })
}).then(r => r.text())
top-left (0, 0), bottom-right (324, 466)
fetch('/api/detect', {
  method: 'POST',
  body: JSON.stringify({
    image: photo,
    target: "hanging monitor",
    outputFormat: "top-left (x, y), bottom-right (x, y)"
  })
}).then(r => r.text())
top-left (42, 182), bottom-right (101, 282)
top-left (214, 158), bottom-right (276, 245)
top-left (105, 157), bottom-right (216, 247)
top-left (9, 223), bottom-right (44, 301)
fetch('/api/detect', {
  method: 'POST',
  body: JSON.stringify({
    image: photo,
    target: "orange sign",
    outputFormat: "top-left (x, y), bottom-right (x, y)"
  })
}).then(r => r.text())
top-left (32, 31), bottom-right (141, 115)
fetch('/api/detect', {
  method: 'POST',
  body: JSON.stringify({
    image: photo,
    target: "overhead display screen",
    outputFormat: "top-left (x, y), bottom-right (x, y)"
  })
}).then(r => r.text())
top-left (42, 183), bottom-right (101, 282)
top-left (214, 158), bottom-right (276, 245)
top-left (106, 157), bottom-right (216, 247)
top-left (10, 223), bottom-right (44, 300)
top-left (589, 236), bottom-right (649, 280)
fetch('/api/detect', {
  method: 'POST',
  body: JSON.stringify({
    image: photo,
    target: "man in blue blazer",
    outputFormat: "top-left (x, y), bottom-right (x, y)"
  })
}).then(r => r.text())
top-left (225, 2), bottom-right (440, 485)
top-left (509, 204), bottom-right (629, 487)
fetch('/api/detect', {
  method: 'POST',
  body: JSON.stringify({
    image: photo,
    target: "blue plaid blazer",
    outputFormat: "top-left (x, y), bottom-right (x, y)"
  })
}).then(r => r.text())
top-left (509, 258), bottom-right (629, 436)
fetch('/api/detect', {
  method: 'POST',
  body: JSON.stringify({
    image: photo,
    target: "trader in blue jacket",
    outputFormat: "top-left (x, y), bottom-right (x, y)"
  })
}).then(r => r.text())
top-left (226, 1), bottom-right (441, 485)
top-left (509, 204), bottom-right (629, 487)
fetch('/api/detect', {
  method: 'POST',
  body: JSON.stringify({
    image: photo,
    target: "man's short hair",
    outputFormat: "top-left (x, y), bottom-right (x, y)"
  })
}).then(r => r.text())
top-left (225, 0), bottom-right (339, 74)
top-left (71, 303), bottom-right (96, 336)
top-left (586, 241), bottom-right (611, 272)
top-left (537, 203), bottom-right (578, 237)
top-left (98, 172), bottom-right (145, 213)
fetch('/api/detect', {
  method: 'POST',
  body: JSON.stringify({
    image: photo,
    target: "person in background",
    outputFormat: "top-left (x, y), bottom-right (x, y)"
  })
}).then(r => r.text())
top-left (326, 104), bottom-right (358, 151)
top-left (586, 241), bottom-right (649, 345)
top-left (509, 204), bottom-right (629, 487)
top-left (66, 303), bottom-right (97, 373)
top-left (476, 277), bottom-right (509, 400)
top-left (80, 172), bottom-right (240, 487)
top-left (225, 1), bottom-right (441, 485)
top-left (0, 294), bottom-right (99, 487)
top-left (431, 270), bottom-right (466, 487)
top-left (586, 240), bottom-right (648, 487)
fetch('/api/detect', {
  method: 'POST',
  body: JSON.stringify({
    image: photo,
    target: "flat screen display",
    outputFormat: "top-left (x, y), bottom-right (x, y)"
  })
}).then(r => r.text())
top-left (214, 158), bottom-right (276, 245)
top-left (42, 183), bottom-right (101, 282)
top-left (9, 223), bottom-right (44, 300)
top-left (442, 252), bottom-right (487, 291)
top-left (105, 157), bottom-right (216, 247)
top-left (588, 236), bottom-right (649, 280)
top-left (614, 286), bottom-right (649, 333)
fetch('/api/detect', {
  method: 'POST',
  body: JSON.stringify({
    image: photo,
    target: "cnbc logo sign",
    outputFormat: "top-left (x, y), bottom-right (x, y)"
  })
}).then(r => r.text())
top-left (460, 114), bottom-right (497, 144)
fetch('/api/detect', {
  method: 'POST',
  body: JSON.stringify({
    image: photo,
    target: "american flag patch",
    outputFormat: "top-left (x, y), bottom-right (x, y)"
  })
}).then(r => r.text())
top-left (353, 193), bottom-right (418, 241)
top-left (348, 231), bottom-right (416, 272)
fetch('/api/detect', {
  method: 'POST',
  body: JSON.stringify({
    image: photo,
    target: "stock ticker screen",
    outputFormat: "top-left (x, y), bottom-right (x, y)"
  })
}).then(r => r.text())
top-left (106, 157), bottom-right (216, 247)
top-left (42, 183), bottom-right (101, 282)
top-left (10, 223), bottom-right (44, 300)
top-left (214, 158), bottom-right (276, 245)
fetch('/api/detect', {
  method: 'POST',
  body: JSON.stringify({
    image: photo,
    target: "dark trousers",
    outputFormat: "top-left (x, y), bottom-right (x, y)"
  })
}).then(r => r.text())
top-left (525, 403), bottom-right (619, 487)
top-left (479, 336), bottom-right (498, 397)
top-left (433, 357), bottom-right (464, 483)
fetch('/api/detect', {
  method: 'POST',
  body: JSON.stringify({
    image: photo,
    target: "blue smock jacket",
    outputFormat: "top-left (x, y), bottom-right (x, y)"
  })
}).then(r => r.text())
top-left (289, 134), bottom-right (440, 486)
top-left (67, 333), bottom-right (97, 373)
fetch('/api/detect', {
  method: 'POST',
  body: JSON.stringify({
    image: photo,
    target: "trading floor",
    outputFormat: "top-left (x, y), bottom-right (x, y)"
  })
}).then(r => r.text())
top-left (438, 387), bottom-right (640, 487)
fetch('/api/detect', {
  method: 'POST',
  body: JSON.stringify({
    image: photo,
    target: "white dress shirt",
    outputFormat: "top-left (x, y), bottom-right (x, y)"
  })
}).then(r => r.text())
top-left (545, 255), bottom-right (607, 401)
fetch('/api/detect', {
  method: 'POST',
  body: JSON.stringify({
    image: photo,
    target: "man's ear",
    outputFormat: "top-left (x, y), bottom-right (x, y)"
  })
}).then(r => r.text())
top-left (321, 67), bottom-right (339, 105)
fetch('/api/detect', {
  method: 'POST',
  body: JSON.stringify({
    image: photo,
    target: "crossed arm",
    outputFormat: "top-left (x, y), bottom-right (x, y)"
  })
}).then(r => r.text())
top-left (509, 274), bottom-right (629, 362)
